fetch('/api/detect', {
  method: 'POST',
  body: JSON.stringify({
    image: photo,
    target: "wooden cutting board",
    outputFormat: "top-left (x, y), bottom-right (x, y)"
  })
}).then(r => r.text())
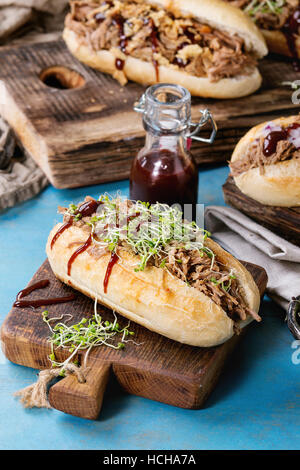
top-left (0, 40), bottom-right (299, 188)
top-left (1, 259), bottom-right (267, 420)
top-left (223, 176), bottom-right (300, 247)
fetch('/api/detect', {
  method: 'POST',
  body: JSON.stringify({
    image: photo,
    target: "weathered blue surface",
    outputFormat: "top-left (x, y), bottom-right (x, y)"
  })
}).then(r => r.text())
top-left (0, 164), bottom-right (299, 450)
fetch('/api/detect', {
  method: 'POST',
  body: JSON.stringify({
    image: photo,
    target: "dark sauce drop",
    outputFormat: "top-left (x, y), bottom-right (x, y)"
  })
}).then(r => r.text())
top-left (67, 234), bottom-right (93, 276)
top-left (262, 122), bottom-right (300, 156)
top-left (283, 8), bottom-right (300, 72)
top-left (76, 199), bottom-right (103, 218)
top-left (95, 12), bottom-right (105, 23)
top-left (13, 279), bottom-right (76, 308)
top-left (103, 252), bottom-right (119, 293)
top-left (115, 58), bottom-right (125, 70)
top-left (263, 130), bottom-right (288, 156)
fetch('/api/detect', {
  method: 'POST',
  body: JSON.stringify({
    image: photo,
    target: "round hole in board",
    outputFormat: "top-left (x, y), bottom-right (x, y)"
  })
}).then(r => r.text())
top-left (39, 66), bottom-right (85, 90)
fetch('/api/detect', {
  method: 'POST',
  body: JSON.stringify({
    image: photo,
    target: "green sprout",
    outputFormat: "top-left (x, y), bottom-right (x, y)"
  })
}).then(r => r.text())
top-left (42, 304), bottom-right (136, 369)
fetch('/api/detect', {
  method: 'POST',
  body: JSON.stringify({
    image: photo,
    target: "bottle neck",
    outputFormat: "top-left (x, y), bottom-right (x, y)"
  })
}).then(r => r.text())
top-left (143, 127), bottom-right (188, 155)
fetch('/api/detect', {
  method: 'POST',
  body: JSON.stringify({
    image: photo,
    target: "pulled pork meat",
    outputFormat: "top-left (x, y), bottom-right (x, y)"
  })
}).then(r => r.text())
top-left (66, 0), bottom-right (257, 84)
top-left (156, 244), bottom-right (260, 327)
top-left (230, 120), bottom-right (300, 177)
top-left (226, 0), bottom-right (299, 31)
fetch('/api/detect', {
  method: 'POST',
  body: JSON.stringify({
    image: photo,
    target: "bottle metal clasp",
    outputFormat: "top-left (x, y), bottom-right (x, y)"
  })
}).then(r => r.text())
top-left (187, 109), bottom-right (217, 144)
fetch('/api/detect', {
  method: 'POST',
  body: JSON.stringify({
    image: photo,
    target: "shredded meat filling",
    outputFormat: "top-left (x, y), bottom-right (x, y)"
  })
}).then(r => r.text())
top-left (226, 0), bottom-right (299, 31)
top-left (66, 0), bottom-right (257, 84)
top-left (157, 244), bottom-right (260, 325)
top-left (230, 121), bottom-right (300, 177)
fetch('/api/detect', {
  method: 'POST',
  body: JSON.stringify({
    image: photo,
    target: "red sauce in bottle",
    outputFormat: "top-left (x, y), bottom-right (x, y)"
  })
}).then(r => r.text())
top-left (103, 252), bottom-right (119, 293)
top-left (13, 279), bottom-right (76, 308)
top-left (283, 8), bottom-right (300, 71)
top-left (67, 234), bottom-right (93, 276)
top-left (130, 148), bottom-right (198, 207)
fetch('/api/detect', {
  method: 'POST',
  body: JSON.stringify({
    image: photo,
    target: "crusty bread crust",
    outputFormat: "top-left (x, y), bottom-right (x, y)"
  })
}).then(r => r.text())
top-left (63, 28), bottom-right (262, 99)
top-left (46, 223), bottom-right (260, 347)
top-left (231, 116), bottom-right (300, 207)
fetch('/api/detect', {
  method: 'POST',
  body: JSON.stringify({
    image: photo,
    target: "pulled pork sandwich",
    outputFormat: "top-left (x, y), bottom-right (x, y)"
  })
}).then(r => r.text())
top-left (230, 116), bottom-right (300, 207)
top-left (46, 195), bottom-right (261, 347)
top-left (63, 0), bottom-right (267, 98)
top-left (225, 0), bottom-right (300, 63)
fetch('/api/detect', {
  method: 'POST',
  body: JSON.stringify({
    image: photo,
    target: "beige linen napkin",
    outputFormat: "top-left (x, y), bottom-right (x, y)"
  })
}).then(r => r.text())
top-left (0, 117), bottom-right (48, 212)
top-left (205, 206), bottom-right (300, 310)
top-left (0, 0), bottom-right (68, 39)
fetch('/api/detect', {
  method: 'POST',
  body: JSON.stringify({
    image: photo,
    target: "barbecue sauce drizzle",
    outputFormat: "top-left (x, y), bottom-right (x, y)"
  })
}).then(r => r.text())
top-left (67, 234), bottom-right (93, 276)
top-left (50, 200), bottom-right (142, 294)
top-left (13, 280), bottom-right (76, 308)
top-left (50, 221), bottom-right (72, 249)
top-left (112, 13), bottom-right (128, 70)
top-left (283, 8), bottom-right (300, 72)
top-left (103, 252), bottom-right (119, 293)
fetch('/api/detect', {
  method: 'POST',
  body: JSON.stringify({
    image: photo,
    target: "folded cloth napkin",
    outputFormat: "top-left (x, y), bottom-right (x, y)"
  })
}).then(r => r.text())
top-left (0, 0), bottom-right (68, 39)
top-left (205, 205), bottom-right (300, 310)
top-left (0, 117), bottom-right (48, 212)
top-left (1, 0), bottom-right (68, 15)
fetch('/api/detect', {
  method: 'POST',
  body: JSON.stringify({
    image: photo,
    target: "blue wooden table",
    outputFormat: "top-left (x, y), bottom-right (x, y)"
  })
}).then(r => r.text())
top-left (0, 164), bottom-right (299, 450)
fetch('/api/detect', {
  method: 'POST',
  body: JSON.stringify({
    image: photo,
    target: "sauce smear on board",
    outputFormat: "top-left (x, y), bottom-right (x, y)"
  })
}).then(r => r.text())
top-left (13, 279), bottom-right (76, 308)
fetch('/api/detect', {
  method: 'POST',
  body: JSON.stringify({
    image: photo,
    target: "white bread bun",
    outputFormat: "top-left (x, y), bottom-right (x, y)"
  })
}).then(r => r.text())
top-left (231, 116), bottom-right (300, 207)
top-left (63, 0), bottom-right (267, 98)
top-left (46, 223), bottom-right (260, 348)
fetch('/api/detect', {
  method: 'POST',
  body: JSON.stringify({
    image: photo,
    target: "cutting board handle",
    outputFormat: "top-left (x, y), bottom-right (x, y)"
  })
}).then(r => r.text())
top-left (48, 360), bottom-right (111, 420)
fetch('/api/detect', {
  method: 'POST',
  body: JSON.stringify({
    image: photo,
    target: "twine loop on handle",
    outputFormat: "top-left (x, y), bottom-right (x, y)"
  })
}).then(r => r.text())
top-left (14, 363), bottom-right (86, 409)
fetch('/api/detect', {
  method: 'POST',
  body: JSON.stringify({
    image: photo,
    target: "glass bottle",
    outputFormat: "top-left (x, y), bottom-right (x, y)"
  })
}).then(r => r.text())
top-left (130, 83), bottom-right (217, 212)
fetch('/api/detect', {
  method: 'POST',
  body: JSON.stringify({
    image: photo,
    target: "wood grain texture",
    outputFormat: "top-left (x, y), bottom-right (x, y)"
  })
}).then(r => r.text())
top-left (223, 176), bottom-right (300, 247)
top-left (0, 259), bottom-right (267, 419)
top-left (0, 40), bottom-right (299, 188)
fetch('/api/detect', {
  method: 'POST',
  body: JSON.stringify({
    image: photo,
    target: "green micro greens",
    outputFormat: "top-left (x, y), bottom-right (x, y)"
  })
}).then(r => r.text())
top-left (210, 272), bottom-right (237, 293)
top-left (244, 0), bottom-right (285, 17)
top-left (70, 195), bottom-right (214, 272)
top-left (42, 304), bottom-right (135, 369)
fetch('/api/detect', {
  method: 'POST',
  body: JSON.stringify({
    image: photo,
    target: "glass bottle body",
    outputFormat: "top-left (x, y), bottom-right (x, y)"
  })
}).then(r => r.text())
top-left (130, 129), bottom-right (198, 208)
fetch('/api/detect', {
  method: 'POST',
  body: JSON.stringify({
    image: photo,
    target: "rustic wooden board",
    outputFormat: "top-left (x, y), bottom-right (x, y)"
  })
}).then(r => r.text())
top-left (0, 40), bottom-right (299, 188)
top-left (223, 176), bottom-right (300, 247)
top-left (0, 259), bottom-right (267, 420)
